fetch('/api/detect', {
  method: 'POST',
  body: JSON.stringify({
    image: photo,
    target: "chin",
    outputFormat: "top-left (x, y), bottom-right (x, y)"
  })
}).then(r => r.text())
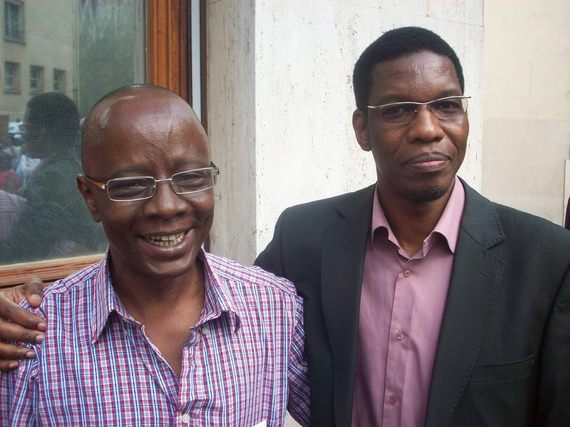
top-left (408, 185), bottom-right (449, 203)
top-left (136, 254), bottom-right (200, 282)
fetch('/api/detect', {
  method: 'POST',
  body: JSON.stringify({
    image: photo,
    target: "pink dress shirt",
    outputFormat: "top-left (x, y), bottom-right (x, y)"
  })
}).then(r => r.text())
top-left (352, 178), bottom-right (465, 427)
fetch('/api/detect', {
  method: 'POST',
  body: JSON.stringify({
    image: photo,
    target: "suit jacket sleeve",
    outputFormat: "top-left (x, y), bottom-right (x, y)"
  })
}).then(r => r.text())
top-left (256, 208), bottom-right (288, 278)
top-left (537, 260), bottom-right (570, 426)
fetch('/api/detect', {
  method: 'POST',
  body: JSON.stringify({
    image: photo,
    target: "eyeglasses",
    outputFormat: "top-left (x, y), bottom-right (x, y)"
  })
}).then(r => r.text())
top-left (82, 163), bottom-right (219, 202)
top-left (367, 95), bottom-right (470, 125)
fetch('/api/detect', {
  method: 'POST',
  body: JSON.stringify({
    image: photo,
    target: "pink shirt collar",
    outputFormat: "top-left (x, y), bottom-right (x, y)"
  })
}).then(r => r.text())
top-left (371, 176), bottom-right (465, 255)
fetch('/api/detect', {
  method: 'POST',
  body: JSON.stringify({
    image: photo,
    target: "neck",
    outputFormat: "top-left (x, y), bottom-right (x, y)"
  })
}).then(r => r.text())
top-left (377, 181), bottom-right (455, 257)
top-left (110, 259), bottom-right (205, 322)
top-left (109, 258), bottom-right (206, 377)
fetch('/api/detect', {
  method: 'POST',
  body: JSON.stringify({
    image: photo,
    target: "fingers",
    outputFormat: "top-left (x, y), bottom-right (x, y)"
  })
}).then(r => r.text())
top-left (0, 318), bottom-right (43, 372)
top-left (0, 283), bottom-right (45, 372)
top-left (0, 320), bottom-right (44, 344)
top-left (22, 277), bottom-right (46, 308)
top-left (0, 341), bottom-right (35, 372)
top-left (0, 359), bottom-right (21, 372)
top-left (0, 290), bottom-right (46, 332)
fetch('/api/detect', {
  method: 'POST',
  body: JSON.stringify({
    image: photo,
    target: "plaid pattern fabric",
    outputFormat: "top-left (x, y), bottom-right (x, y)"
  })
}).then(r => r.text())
top-left (1, 251), bottom-right (310, 426)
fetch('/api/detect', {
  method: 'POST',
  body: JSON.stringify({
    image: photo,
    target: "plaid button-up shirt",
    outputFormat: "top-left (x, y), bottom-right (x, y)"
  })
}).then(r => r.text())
top-left (1, 251), bottom-right (310, 426)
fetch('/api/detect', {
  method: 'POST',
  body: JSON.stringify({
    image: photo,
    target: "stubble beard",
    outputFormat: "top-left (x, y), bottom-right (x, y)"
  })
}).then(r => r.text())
top-left (407, 184), bottom-right (449, 203)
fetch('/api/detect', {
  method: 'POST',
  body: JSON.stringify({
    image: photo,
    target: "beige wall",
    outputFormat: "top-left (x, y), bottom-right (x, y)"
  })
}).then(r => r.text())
top-left (207, 0), bottom-right (485, 264)
top-left (482, 0), bottom-right (570, 225)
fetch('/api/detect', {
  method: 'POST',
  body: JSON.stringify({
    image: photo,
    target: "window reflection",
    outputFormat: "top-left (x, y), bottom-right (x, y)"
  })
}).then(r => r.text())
top-left (0, 0), bottom-right (145, 265)
top-left (4, 0), bottom-right (24, 42)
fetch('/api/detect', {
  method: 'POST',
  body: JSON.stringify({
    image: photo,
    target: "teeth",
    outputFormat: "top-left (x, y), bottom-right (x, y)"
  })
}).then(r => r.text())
top-left (145, 232), bottom-right (185, 247)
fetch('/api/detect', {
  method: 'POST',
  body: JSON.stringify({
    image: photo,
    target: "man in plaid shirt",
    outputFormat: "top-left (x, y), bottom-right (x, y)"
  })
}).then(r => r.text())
top-left (0, 85), bottom-right (310, 426)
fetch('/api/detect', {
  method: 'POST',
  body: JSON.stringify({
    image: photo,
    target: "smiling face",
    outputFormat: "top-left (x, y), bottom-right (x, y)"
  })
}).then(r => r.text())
top-left (353, 50), bottom-right (469, 205)
top-left (77, 88), bottom-right (214, 285)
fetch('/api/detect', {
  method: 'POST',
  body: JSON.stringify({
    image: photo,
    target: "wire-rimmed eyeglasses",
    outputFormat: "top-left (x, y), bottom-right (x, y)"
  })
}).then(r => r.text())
top-left (367, 95), bottom-right (470, 125)
top-left (81, 162), bottom-right (219, 202)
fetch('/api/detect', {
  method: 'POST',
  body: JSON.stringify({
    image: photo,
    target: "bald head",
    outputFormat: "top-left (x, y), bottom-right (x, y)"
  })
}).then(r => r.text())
top-left (81, 84), bottom-right (208, 173)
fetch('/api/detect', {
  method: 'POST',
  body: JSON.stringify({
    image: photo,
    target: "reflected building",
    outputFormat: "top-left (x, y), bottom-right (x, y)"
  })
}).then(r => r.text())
top-left (0, 0), bottom-right (145, 265)
top-left (1, 0), bottom-right (76, 137)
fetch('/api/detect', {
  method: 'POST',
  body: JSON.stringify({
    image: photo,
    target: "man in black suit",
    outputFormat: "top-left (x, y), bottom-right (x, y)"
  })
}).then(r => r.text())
top-left (256, 27), bottom-right (570, 426)
top-left (1, 27), bottom-right (570, 427)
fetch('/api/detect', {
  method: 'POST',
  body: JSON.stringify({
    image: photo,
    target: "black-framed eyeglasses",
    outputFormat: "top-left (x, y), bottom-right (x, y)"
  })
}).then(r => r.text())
top-left (367, 95), bottom-right (470, 125)
top-left (82, 162), bottom-right (220, 202)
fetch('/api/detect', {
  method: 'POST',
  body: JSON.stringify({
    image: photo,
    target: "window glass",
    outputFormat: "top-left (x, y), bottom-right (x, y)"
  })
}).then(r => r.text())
top-left (29, 65), bottom-right (44, 94)
top-left (3, 61), bottom-right (20, 92)
top-left (4, 0), bottom-right (24, 42)
top-left (53, 69), bottom-right (66, 92)
top-left (0, 0), bottom-right (146, 265)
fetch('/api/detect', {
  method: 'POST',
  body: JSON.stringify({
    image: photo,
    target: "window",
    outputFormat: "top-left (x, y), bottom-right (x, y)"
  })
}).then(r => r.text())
top-left (4, 0), bottom-right (25, 42)
top-left (30, 65), bottom-right (45, 93)
top-left (4, 61), bottom-right (20, 92)
top-left (0, 0), bottom-right (197, 288)
top-left (53, 69), bottom-right (66, 92)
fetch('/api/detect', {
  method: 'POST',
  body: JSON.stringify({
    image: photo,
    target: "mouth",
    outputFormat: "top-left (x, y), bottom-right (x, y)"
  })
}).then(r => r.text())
top-left (406, 152), bottom-right (450, 171)
top-left (144, 231), bottom-right (187, 247)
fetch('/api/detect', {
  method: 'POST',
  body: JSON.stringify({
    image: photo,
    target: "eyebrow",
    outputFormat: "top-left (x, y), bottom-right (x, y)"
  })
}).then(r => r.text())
top-left (98, 162), bottom-right (213, 181)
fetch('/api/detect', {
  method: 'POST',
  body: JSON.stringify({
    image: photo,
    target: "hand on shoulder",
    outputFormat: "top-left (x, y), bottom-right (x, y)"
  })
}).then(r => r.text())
top-left (0, 278), bottom-right (46, 371)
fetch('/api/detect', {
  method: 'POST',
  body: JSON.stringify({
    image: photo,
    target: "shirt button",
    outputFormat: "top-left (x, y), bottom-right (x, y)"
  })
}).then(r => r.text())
top-left (201, 325), bottom-right (210, 335)
top-left (181, 413), bottom-right (191, 424)
top-left (396, 330), bottom-right (405, 340)
top-left (388, 395), bottom-right (398, 405)
top-left (403, 270), bottom-right (411, 278)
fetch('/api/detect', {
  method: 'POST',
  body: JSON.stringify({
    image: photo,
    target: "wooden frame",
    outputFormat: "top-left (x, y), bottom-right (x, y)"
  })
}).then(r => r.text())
top-left (0, 0), bottom-right (194, 288)
top-left (148, 0), bottom-right (189, 99)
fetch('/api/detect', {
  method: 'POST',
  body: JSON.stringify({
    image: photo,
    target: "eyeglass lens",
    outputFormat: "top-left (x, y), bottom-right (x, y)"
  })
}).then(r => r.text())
top-left (378, 97), bottom-right (468, 124)
top-left (106, 168), bottom-right (217, 201)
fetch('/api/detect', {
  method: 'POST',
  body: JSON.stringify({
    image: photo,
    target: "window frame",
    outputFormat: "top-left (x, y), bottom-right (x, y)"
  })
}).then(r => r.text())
top-left (29, 65), bottom-right (45, 94)
top-left (4, 0), bottom-right (25, 43)
top-left (53, 68), bottom-right (66, 93)
top-left (3, 61), bottom-right (21, 93)
top-left (0, 0), bottom-right (202, 288)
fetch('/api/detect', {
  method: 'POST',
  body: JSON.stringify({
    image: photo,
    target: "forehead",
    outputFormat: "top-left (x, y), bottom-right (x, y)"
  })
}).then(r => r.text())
top-left (369, 51), bottom-right (461, 102)
top-left (84, 91), bottom-right (209, 175)
top-left (97, 92), bottom-right (197, 135)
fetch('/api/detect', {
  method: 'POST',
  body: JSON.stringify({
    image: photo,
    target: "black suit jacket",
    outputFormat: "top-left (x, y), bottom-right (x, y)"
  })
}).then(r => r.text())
top-left (256, 181), bottom-right (570, 427)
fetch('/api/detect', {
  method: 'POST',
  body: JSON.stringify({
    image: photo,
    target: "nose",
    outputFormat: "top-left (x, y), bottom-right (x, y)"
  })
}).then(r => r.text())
top-left (143, 180), bottom-right (188, 219)
top-left (407, 105), bottom-right (445, 144)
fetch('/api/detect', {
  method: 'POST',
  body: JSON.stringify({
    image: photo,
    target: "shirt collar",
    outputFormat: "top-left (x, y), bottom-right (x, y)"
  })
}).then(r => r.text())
top-left (89, 249), bottom-right (241, 343)
top-left (371, 176), bottom-right (465, 254)
top-left (198, 251), bottom-right (241, 333)
top-left (89, 252), bottom-right (126, 343)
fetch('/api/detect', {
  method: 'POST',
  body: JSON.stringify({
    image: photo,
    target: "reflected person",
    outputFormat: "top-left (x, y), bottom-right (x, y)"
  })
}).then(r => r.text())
top-left (0, 92), bottom-right (105, 263)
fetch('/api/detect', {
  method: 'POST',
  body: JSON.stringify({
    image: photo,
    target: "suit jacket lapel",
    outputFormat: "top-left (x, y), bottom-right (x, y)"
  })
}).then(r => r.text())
top-left (321, 184), bottom-right (375, 426)
top-left (425, 182), bottom-right (506, 427)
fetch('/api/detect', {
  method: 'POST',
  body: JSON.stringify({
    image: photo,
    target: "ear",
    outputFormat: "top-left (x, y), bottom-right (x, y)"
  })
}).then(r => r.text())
top-left (352, 109), bottom-right (371, 152)
top-left (76, 175), bottom-right (102, 223)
